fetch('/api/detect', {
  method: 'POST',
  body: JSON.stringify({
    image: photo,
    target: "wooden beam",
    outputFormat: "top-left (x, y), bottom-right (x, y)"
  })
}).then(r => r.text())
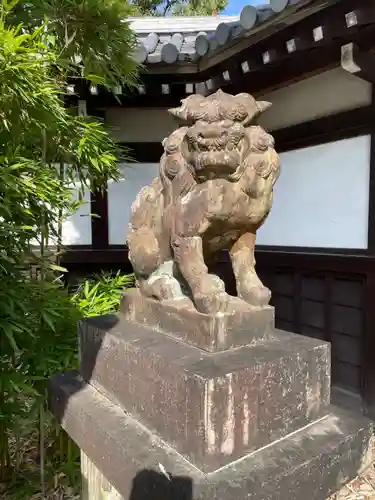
top-left (63, 246), bottom-right (375, 273)
top-left (218, 17), bottom-right (375, 96)
top-left (361, 85), bottom-right (375, 419)
top-left (346, 6), bottom-right (375, 28)
top-left (63, 246), bottom-right (375, 280)
top-left (341, 42), bottom-right (375, 83)
top-left (86, 105), bottom-right (109, 250)
top-left (61, 247), bottom-right (129, 265)
top-left (90, 188), bottom-right (108, 250)
top-left (208, 0), bottom-right (374, 91)
top-left (366, 87), bottom-right (375, 254)
top-left (85, 90), bottom-right (186, 109)
top-left (117, 106), bottom-right (375, 161)
top-left (125, 142), bottom-right (163, 163)
top-left (198, 0), bottom-right (341, 72)
top-left (118, 106), bottom-right (375, 160)
top-left (272, 105), bottom-right (375, 153)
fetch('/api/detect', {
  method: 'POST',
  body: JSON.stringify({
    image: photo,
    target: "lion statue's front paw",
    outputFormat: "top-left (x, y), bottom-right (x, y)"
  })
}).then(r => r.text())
top-left (193, 291), bottom-right (229, 314)
top-left (238, 284), bottom-right (271, 307)
top-left (191, 274), bottom-right (229, 314)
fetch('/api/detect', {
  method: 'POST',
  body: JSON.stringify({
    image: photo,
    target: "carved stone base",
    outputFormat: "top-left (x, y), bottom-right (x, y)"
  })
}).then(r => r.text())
top-left (49, 313), bottom-right (372, 499)
top-left (50, 372), bottom-right (372, 500)
top-left (120, 289), bottom-right (275, 351)
top-left (78, 315), bottom-right (330, 472)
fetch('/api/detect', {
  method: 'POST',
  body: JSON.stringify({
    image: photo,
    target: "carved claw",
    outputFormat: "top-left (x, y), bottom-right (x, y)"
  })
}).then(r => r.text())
top-left (238, 284), bottom-right (271, 307)
top-left (193, 291), bottom-right (229, 314)
top-left (191, 274), bottom-right (229, 314)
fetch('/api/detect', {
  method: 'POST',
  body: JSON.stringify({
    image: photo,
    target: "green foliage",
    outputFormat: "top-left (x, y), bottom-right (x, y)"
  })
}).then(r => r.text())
top-left (130, 0), bottom-right (227, 16)
top-left (174, 0), bottom-right (227, 15)
top-left (0, 0), bottom-right (138, 495)
top-left (71, 271), bottom-right (135, 317)
top-left (9, 0), bottom-right (138, 88)
top-left (0, 10), bottom-right (122, 186)
top-left (1, 272), bottom-right (134, 498)
top-left (0, 278), bottom-right (81, 481)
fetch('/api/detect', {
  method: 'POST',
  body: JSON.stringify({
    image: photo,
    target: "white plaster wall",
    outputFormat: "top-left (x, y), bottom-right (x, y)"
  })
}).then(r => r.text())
top-left (256, 135), bottom-right (371, 249)
top-left (61, 184), bottom-right (92, 245)
top-left (258, 68), bottom-right (372, 131)
top-left (108, 137), bottom-right (371, 250)
top-left (107, 163), bottom-right (159, 245)
top-left (105, 108), bottom-right (177, 143)
top-left (29, 183), bottom-right (92, 247)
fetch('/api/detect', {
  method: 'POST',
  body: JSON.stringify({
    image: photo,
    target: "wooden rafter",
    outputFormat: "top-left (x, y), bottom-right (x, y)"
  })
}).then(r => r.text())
top-left (341, 42), bottom-right (375, 83)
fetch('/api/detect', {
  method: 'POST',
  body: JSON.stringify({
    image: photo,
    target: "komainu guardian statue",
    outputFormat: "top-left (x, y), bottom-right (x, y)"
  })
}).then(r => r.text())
top-left (127, 90), bottom-right (280, 314)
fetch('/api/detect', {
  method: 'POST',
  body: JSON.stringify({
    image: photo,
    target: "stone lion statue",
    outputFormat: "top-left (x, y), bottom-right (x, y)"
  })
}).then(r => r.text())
top-left (127, 89), bottom-right (280, 314)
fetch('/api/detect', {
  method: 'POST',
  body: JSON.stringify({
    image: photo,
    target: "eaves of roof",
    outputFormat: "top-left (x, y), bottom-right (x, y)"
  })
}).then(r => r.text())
top-left (128, 0), bottom-right (342, 73)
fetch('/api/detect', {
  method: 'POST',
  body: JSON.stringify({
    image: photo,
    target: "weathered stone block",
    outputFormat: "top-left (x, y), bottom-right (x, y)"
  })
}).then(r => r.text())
top-left (120, 289), bottom-right (275, 352)
top-left (49, 372), bottom-right (373, 500)
top-left (79, 315), bottom-right (330, 472)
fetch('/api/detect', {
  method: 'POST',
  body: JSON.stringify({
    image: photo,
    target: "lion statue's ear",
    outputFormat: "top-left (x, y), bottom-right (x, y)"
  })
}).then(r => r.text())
top-left (256, 101), bottom-right (272, 113)
top-left (168, 106), bottom-right (192, 126)
top-left (169, 107), bottom-right (184, 120)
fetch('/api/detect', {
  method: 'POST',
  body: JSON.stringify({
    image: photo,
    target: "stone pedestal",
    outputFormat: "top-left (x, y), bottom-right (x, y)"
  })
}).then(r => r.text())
top-left (49, 293), bottom-right (373, 499)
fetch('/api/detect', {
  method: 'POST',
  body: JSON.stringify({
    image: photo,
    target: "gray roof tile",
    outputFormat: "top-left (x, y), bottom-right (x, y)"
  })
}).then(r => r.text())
top-left (128, 0), bottom-right (309, 65)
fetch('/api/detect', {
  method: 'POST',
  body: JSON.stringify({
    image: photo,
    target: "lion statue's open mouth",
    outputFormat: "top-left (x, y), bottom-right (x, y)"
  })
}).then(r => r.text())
top-left (181, 119), bottom-right (248, 177)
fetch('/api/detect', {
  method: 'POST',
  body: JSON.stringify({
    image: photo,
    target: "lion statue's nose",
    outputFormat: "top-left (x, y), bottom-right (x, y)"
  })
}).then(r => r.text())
top-left (199, 126), bottom-right (228, 139)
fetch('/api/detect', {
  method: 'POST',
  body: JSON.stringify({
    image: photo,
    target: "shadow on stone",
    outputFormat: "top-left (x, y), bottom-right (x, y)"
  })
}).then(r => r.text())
top-left (128, 470), bottom-right (193, 500)
top-left (48, 313), bottom-right (120, 424)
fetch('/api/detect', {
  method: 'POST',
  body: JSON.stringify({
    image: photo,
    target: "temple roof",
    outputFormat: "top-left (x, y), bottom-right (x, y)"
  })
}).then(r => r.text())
top-left (130, 15), bottom-right (240, 64)
top-left (129, 0), bottom-right (341, 66)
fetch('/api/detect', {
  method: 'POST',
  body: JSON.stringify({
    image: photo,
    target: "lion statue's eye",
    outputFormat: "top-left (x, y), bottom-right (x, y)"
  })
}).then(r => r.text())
top-left (257, 139), bottom-right (268, 151)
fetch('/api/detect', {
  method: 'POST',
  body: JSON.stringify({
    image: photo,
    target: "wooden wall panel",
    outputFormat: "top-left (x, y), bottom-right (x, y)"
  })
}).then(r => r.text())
top-left (256, 258), bottom-right (365, 393)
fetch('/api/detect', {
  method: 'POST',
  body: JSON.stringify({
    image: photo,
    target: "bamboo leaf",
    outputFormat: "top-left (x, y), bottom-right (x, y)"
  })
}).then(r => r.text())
top-left (3, 324), bottom-right (19, 353)
top-left (41, 310), bottom-right (56, 332)
top-left (48, 263), bottom-right (68, 273)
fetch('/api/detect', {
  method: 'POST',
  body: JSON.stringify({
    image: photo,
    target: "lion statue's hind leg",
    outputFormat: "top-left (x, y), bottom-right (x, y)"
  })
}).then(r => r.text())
top-left (128, 227), bottom-right (184, 302)
top-left (127, 181), bottom-right (184, 302)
